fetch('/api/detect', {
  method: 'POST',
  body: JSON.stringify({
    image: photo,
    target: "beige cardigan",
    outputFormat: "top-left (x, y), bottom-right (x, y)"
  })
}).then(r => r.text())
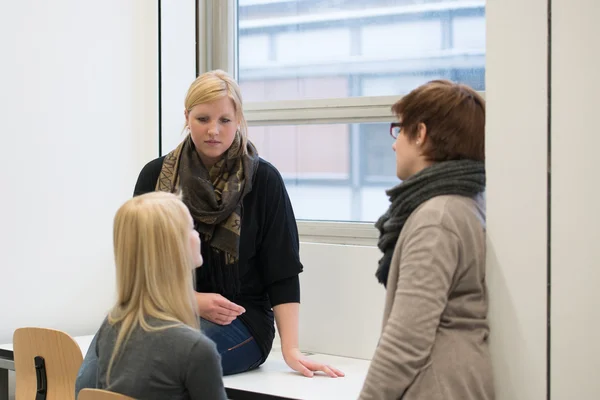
top-left (359, 194), bottom-right (494, 400)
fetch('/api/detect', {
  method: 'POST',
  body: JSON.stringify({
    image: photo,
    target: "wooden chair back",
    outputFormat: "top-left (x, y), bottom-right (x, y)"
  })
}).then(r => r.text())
top-left (13, 327), bottom-right (83, 400)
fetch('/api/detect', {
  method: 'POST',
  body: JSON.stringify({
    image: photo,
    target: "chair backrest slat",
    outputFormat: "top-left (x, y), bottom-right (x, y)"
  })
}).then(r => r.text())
top-left (13, 327), bottom-right (83, 400)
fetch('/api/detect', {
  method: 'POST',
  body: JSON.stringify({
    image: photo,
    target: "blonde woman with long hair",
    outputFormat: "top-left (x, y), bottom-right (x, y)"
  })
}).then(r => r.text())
top-left (77, 192), bottom-right (227, 399)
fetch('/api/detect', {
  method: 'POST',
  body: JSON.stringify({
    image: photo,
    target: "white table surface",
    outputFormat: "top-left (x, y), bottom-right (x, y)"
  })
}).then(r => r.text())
top-left (223, 350), bottom-right (370, 400)
top-left (2, 336), bottom-right (370, 399)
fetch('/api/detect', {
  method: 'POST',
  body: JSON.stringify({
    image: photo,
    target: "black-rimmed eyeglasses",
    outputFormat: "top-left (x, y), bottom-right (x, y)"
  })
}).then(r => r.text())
top-left (390, 122), bottom-right (402, 139)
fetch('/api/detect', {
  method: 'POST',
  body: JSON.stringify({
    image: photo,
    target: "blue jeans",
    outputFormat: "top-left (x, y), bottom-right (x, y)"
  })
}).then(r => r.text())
top-left (200, 318), bottom-right (264, 375)
top-left (75, 317), bottom-right (263, 397)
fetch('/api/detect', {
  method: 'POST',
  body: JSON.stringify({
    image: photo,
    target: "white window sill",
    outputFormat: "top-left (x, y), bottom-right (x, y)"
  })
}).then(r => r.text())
top-left (297, 220), bottom-right (379, 246)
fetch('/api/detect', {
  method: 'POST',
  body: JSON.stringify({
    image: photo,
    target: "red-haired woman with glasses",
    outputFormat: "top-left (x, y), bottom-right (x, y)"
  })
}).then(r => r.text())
top-left (359, 80), bottom-right (493, 400)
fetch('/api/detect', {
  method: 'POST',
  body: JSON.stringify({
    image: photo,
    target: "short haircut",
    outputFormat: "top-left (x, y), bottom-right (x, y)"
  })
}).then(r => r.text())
top-left (392, 80), bottom-right (485, 161)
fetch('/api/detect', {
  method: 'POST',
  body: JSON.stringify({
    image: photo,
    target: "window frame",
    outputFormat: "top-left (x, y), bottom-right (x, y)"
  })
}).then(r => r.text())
top-left (245, 96), bottom-right (398, 126)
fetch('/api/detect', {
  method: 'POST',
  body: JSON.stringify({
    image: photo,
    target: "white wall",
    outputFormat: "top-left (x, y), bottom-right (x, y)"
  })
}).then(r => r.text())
top-left (485, 1), bottom-right (549, 400)
top-left (0, 0), bottom-right (158, 344)
top-left (298, 243), bottom-right (385, 359)
top-left (551, 0), bottom-right (600, 398)
top-left (160, 0), bottom-right (197, 155)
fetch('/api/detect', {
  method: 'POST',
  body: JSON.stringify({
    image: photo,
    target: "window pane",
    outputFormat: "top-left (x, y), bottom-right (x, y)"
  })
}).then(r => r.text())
top-left (238, 0), bottom-right (486, 101)
top-left (248, 123), bottom-right (398, 222)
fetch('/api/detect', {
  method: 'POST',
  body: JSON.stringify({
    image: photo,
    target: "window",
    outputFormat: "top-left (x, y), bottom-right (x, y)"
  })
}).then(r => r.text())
top-left (249, 122), bottom-right (397, 222)
top-left (238, 0), bottom-right (486, 101)
top-left (234, 0), bottom-right (486, 225)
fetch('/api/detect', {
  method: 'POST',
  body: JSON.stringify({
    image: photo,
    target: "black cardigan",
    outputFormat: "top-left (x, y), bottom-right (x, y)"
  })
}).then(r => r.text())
top-left (133, 156), bottom-right (304, 360)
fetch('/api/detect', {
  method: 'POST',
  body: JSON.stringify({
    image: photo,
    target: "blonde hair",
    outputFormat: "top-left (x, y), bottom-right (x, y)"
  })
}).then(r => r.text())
top-left (106, 192), bottom-right (199, 383)
top-left (184, 69), bottom-right (248, 157)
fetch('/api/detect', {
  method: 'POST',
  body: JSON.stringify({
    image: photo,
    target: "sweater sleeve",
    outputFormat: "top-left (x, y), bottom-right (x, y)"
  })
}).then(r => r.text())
top-left (257, 163), bottom-right (303, 299)
top-left (359, 224), bottom-right (460, 400)
top-left (267, 275), bottom-right (300, 307)
top-left (185, 336), bottom-right (227, 400)
top-left (133, 157), bottom-right (165, 196)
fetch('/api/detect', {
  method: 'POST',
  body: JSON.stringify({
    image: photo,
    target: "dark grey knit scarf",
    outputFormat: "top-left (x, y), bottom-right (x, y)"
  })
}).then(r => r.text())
top-left (375, 159), bottom-right (486, 286)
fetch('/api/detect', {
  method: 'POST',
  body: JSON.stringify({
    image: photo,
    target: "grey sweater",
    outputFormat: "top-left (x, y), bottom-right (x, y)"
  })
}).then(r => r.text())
top-left (95, 317), bottom-right (227, 400)
top-left (359, 194), bottom-right (494, 400)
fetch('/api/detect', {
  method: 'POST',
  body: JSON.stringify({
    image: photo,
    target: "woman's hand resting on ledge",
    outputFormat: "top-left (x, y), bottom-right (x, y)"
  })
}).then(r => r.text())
top-left (282, 347), bottom-right (345, 378)
top-left (195, 292), bottom-right (245, 325)
top-left (273, 302), bottom-right (345, 378)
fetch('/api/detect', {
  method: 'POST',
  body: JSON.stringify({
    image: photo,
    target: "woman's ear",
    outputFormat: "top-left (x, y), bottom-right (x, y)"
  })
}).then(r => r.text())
top-left (183, 110), bottom-right (191, 132)
top-left (416, 122), bottom-right (428, 145)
